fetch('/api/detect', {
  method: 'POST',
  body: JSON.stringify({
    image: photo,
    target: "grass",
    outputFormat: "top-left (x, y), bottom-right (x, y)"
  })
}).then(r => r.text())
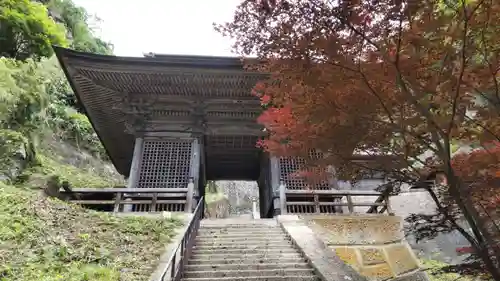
top-left (0, 183), bottom-right (183, 281)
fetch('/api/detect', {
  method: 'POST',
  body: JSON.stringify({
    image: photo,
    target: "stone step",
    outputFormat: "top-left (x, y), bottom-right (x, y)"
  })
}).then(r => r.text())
top-left (201, 222), bottom-right (280, 229)
top-left (196, 236), bottom-right (289, 242)
top-left (198, 229), bottom-right (284, 235)
top-left (197, 235), bottom-right (285, 240)
top-left (198, 226), bottom-right (282, 231)
top-left (200, 224), bottom-right (278, 229)
top-left (181, 277), bottom-right (318, 281)
top-left (187, 257), bottom-right (306, 265)
top-left (196, 231), bottom-right (286, 238)
top-left (184, 262), bottom-right (311, 271)
top-left (199, 228), bottom-right (282, 231)
top-left (194, 244), bottom-right (293, 251)
top-left (184, 268), bottom-right (316, 278)
top-left (195, 240), bottom-right (291, 247)
top-left (196, 236), bottom-right (288, 241)
top-left (196, 233), bottom-right (288, 239)
top-left (189, 252), bottom-right (304, 261)
top-left (192, 248), bottom-right (298, 255)
top-left (201, 219), bottom-right (277, 225)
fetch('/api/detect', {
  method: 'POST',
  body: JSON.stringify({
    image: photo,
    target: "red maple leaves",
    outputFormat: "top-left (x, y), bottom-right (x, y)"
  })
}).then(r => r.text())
top-left (218, 0), bottom-right (500, 276)
top-left (452, 141), bottom-right (500, 210)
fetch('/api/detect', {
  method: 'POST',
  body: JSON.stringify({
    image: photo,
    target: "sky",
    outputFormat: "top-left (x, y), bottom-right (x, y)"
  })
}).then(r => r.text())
top-left (72, 0), bottom-right (240, 57)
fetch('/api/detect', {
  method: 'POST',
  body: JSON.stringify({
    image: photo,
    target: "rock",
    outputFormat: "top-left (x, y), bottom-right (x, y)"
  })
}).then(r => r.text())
top-left (0, 137), bottom-right (27, 181)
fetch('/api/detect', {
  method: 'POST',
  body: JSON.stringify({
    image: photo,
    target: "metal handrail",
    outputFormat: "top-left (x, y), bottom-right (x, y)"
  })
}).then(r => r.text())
top-left (158, 196), bottom-right (204, 281)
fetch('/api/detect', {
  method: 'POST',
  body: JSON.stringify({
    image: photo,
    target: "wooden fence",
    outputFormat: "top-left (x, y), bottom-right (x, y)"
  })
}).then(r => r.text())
top-left (281, 187), bottom-right (394, 215)
top-left (59, 185), bottom-right (195, 213)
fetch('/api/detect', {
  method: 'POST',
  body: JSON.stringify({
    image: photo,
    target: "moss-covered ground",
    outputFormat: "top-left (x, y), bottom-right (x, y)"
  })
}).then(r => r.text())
top-left (0, 183), bottom-right (183, 281)
top-left (1, 143), bottom-right (183, 281)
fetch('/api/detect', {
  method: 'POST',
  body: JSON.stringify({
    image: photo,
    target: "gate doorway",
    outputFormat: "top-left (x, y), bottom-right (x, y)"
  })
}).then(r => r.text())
top-left (204, 181), bottom-right (259, 218)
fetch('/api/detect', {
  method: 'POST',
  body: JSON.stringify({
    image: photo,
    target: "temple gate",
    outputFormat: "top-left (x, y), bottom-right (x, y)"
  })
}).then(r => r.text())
top-left (54, 47), bottom-right (383, 217)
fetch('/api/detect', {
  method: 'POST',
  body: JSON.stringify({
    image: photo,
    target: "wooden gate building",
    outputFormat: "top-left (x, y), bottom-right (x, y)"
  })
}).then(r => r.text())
top-left (54, 47), bottom-right (388, 217)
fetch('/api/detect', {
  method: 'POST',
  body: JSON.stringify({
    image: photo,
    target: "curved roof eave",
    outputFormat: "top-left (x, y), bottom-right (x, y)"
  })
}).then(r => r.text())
top-left (52, 45), bottom-right (265, 72)
top-left (53, 46), bottom-right (132, 177)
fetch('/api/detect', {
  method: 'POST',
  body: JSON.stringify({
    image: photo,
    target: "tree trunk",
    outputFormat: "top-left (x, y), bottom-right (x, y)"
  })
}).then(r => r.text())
top-left (446, 167), bottom-right (500, 280)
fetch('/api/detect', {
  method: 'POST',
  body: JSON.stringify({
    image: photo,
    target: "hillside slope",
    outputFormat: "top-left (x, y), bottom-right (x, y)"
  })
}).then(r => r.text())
top-left (0, 182), bottom-right (182, 281)
top-left (0, 2), bottom-right (185, 280)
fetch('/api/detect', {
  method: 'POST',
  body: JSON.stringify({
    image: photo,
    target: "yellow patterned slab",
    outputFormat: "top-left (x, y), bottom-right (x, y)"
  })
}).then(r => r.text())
top-left (313, 215), bottom-right (403, 244)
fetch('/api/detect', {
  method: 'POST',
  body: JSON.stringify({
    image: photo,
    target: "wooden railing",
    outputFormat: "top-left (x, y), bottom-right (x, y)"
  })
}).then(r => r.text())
top-left (282, 187), bottom-right (394, 215)
top-left (60, 185), bottom-right (195, 213)
top-left (156, 197), bottom-right (204, 281)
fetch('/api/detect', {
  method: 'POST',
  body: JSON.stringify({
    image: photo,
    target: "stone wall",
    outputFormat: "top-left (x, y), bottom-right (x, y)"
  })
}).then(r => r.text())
top-left (305, 215), bottom-right (429, 281)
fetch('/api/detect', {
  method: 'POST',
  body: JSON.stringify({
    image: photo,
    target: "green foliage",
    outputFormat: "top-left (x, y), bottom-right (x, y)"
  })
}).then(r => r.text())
top-left (0, 183), bottom-right (183, 281)
top-left (0, 0), bottom-right (68, 60)
top-left (0, 56), bottom-right (107, 181)
top-left (48, 104), bottom-right (107, 158)
top-left (0, 0), bottom-right (113, 174)
top-left (0, 58), bottom-right (51, 134)
top-left (0, 57), bottom-right (56, 178)
top-left (47, 0), bottom-right (113, 54)
top-left (0, 2), bottom-right (149, 279)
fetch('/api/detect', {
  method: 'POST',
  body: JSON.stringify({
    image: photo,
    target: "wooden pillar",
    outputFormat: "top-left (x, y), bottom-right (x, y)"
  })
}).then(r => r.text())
top-left (279, 179), bottom-right (287, 215)
top-left (258, 152), bottom-right (273, 218)
top-left (252, 198), bottom-right (260, 219)
top-left (185, 178), bottom-right (195, 213)
top-left (188, 138), bottom-right (201, 213)
top-left (124, 137), bottom-right (144, 212)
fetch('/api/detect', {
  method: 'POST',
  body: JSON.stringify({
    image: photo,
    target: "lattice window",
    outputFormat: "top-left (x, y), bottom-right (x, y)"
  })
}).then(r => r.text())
top-left (206, 111), bottom-right (259, 119)
top-left (137, 139), bottom-right (193, 189)
top-left (279, 152), bottom-right (329, 190)
top-left (279, 157), bottom-right (308, 190)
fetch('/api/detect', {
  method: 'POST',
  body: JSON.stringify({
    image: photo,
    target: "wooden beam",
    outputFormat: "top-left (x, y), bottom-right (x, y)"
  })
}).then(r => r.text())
top-left (61, 187), bottom-right (188, 193)
top-left (286, 202), bottom-right (386, 207)
top-left (285, 189), bottom-right (384, 196)
top-left (71, 199), bottom-right (186, 204)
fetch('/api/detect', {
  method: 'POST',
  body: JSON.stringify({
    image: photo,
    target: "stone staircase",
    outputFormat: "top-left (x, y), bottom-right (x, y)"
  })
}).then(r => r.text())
top-left (181, 218), bottom-right (320, 281)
